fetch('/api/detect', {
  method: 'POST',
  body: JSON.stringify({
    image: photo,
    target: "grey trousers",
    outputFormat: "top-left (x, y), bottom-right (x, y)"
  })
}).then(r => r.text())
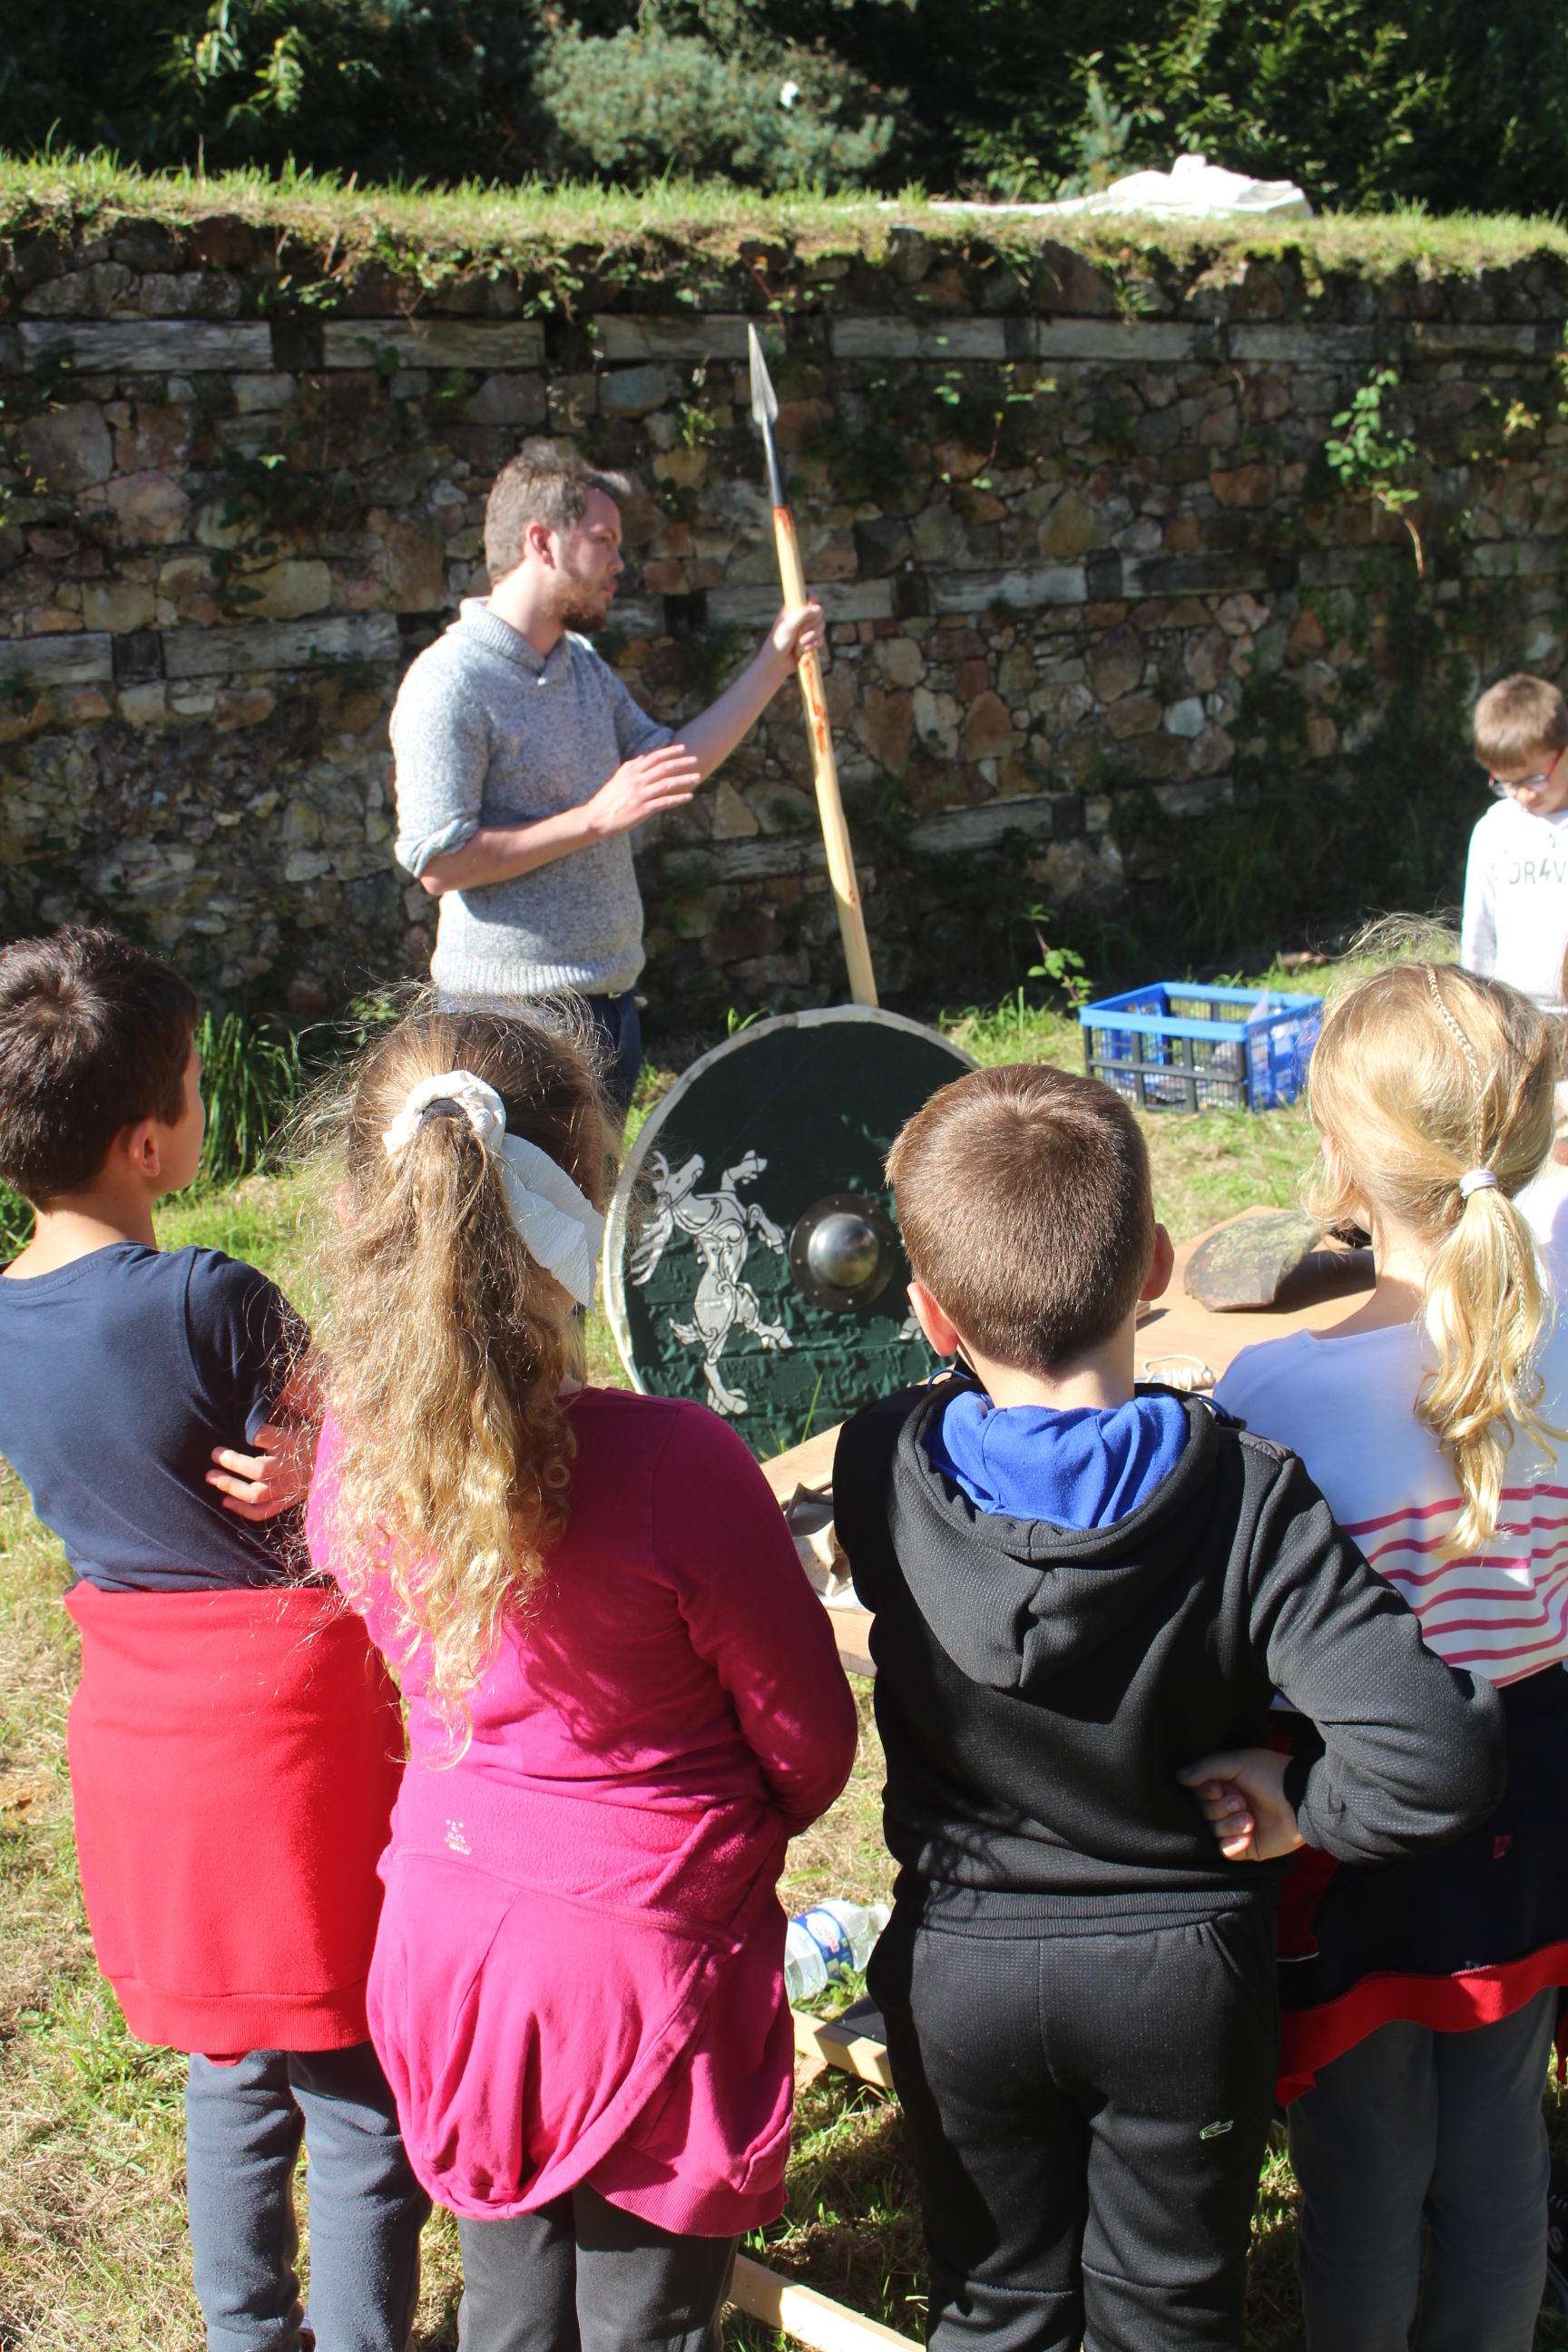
top-left (456, 2180), bottom-right (738, 2352)
top-left (1288, 1988), bottom-right (1558, 2352)
top-left (184, 2042), bottom-right (430, 2352)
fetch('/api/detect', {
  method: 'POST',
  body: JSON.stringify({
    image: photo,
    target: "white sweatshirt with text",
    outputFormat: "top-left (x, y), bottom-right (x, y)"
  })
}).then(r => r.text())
top-left (1460, 796), bottom-right (1568, 1010)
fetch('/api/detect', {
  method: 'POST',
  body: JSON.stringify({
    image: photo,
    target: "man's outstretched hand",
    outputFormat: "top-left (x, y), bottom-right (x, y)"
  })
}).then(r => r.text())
top-left (1178, 1745), bottom-right (1306, 1865)
top-left (207, 1423), bottom-right (317, 1523)
top-left (585, 742), bottom-right (702, 840)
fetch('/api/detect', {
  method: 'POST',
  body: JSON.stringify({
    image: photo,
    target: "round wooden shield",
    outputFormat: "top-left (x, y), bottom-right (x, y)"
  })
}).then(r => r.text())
top-left (603, 1008), bottom-right (975, 1455)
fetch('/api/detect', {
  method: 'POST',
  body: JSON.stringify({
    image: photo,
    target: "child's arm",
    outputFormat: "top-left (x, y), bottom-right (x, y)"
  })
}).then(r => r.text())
top-left (1225, 1448), bottom-right (1506, 1863)
top-left (181, 1252), bottom-right (315, 1529)
top-left (1460, 825), bottom-right (1496, 977)
top-left (655, 1408), bottom-right (859, 1833)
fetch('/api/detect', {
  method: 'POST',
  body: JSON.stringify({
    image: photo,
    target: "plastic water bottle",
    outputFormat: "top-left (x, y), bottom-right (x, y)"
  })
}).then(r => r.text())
top-left (783, 1899), bottom-right (891, 2004)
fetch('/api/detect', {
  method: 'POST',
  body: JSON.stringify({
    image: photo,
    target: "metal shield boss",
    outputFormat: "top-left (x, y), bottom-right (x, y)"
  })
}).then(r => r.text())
top-left (604, 1008), bottom-right (975, 1455)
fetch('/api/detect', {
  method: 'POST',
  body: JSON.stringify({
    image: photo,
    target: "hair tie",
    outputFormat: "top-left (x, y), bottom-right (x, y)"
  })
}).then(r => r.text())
top-left (382, 1070), bottom-right (605, 1307)
top-left (1458, 1168), bottom-right (1499, 1198)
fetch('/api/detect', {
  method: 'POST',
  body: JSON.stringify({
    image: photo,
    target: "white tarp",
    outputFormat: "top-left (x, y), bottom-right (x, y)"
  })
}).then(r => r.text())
top-left (928, 152), bottom-right (1312, 222)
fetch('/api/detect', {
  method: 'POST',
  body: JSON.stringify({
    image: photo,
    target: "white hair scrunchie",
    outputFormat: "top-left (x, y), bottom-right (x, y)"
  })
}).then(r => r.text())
top-left (382, 1070), bottom-right (606, 1308)
top-left (1458, 1168), bottom-right (1499, 1199)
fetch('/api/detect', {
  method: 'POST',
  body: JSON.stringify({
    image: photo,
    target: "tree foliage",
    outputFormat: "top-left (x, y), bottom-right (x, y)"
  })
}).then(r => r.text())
top-left (2, 0), bottom-right (1567, 207)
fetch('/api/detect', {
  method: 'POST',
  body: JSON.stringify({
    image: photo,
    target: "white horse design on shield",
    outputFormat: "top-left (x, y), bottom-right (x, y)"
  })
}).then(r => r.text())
top-left (628, 1148), bottom-right (794, 1416)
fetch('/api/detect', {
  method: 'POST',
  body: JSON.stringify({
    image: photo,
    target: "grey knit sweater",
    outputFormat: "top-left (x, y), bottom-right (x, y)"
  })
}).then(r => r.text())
top-left (390, 600), bottom-right (672, 998)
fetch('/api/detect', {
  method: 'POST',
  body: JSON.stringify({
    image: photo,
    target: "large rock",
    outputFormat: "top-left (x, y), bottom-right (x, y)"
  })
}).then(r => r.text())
top-left (461, 372), bottom-right (547, 426)
top-left (1037, 490), bottom-right (1103, 561)
top-left (81, 581), bottom-right (156, 633)
top-left (108, 470), bottom-right (192, 546)
top-left (15, 404), bottom-right (113, 492)
top-left (1035, 240), bottom-right (1119, 318)
top-left (1088, 625), bottom-right (1144, 704)
top-left (964, 691), bottom-right (1016, 760)
top-left (384, 520), bottom-right (446, 612)
top-left (22, 264), bottom-right (135, 317)
top-left (600, 366), bottom-right (672, 418)
top-left (1210, 464), bottom-right (1277, 509)
top-left (856, 685), bottom-right (914, 773)
top-left (137, 270), bottom-right (242, 318)
top-left (242, 561), bottom-right (332, 620)
top-left (1185, 1211), bottom-right (1323, 1310)
top-left (113, 404), bottom-right (193, 475)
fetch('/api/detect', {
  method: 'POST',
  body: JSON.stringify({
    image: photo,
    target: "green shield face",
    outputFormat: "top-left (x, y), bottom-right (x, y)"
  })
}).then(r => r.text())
top-left (603, 1008), bottom-right (975, 1455)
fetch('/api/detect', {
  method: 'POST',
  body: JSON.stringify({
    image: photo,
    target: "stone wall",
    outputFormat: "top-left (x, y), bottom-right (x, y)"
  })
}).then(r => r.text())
top-left (3, 201), bottom-right (1566, 1027)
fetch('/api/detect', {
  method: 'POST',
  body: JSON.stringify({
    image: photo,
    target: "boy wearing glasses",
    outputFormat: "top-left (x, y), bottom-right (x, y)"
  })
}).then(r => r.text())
top-left (1462, 673), bottom-right (1568, 1010)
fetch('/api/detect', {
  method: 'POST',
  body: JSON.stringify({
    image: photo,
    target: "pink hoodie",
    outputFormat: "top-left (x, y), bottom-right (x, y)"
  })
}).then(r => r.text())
top-left (307, 1387), bottom-right (858, 2234)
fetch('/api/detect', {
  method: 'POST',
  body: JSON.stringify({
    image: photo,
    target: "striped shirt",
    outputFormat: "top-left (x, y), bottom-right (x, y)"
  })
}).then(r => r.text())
top-left (1216, 1318), bottom-right (1568, 1686)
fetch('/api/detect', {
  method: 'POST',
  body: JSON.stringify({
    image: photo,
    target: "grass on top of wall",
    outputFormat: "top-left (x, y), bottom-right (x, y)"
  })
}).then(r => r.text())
top-left (5, 152), bottom-right (1568, 285)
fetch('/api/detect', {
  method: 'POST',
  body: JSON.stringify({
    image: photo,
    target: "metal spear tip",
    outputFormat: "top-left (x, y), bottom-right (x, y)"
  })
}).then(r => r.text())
top-left (747, 323), bottom-right (778, 428)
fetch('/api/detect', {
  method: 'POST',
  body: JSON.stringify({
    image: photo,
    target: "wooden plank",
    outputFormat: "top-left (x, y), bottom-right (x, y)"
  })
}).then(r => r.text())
top-left (594, 315), bottom-right (786, 364)
top-left (162, 612), bottom-right (400, 678)
top-left (791, 2007), bottom-right (895, 2091)
top-left (0, 632), bottom-right (113, 684)
top-left (320, 319), bottom-right (545, 370)
top-left (730, 2255), bottom-right (913, 2352)
top-left (19, 320), bottom-right (273, 374)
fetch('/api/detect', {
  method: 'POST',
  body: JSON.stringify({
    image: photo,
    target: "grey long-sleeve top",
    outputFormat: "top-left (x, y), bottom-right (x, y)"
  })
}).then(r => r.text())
top-left (390, 600), bottom-right (672, 999)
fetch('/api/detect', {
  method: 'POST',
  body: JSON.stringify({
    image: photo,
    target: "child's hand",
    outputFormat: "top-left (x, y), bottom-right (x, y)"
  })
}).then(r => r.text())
top-left (1177, 1747), bottom-right (1306, 1865)
top-left (206, 1424), bottom-right (317, 1523)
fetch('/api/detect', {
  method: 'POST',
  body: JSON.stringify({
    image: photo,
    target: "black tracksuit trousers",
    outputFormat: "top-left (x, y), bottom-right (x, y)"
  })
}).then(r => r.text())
top-left (867, 1892), bottom-right (1279, 2352)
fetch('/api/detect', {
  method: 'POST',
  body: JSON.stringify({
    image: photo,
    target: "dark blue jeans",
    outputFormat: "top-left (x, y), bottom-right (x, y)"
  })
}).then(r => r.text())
top-left (184, 2042), bottom-right (429, 2352)
top-left (436, 987), bottom-right (642, 1127)
top-left (583, 991), bottom-right (642, 1127)
top-left (1289, 1989), bottom-right (1555, 2351)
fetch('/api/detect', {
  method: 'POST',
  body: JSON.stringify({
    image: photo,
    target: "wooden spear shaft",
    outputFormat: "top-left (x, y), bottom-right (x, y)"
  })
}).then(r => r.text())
top-left (750, 327), bottom-right (878, 1007)
top-left (769, 505), bottom-right (878, 1006)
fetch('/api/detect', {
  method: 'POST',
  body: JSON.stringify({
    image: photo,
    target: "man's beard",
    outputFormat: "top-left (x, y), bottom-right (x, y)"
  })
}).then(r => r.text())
top-left (548, 564), bottom-right (614, 636)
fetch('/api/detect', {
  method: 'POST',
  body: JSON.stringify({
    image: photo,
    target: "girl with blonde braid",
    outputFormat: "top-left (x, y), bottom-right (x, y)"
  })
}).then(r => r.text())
top-left (1187, 962), bottom-right (1568, 2352)
top-left (302, 1007), bottom-right (858, 2352)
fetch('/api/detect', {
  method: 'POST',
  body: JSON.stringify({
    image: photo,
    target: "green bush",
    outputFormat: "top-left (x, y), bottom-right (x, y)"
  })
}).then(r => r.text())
top-left (535, 23), bottom-right (898, 190)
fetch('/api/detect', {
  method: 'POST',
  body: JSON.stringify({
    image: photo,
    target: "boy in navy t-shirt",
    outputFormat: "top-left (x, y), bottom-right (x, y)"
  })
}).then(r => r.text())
top-left (0, 927), bottom-right (426, 2350)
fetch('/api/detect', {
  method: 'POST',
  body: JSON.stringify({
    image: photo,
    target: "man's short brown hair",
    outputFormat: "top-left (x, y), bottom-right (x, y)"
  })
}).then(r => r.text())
top-left (484, 451), bottom-right (632, 583)
top-left (887, 1063), bottom-right (1156, 1373)
top-left (1473, 674), bottom-right (1568, 770)
top-left (0, 927), bottom-right (197, 1203)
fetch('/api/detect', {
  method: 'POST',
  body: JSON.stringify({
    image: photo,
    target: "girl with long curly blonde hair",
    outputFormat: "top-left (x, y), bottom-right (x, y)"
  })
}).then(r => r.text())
top-left (1189, 961), bottom-right (1568, 2352)
top-left (302, 1006), bottom-right (858, 2351)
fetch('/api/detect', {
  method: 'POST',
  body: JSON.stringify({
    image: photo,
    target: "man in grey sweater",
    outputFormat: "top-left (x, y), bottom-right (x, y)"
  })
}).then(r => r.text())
top-left (391, 449), bottom-right (823, 1114)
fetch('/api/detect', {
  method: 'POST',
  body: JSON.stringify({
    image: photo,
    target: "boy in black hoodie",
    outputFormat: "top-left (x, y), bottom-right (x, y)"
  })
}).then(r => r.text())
top-left (834, 1063), bottom-right (1505, 2352)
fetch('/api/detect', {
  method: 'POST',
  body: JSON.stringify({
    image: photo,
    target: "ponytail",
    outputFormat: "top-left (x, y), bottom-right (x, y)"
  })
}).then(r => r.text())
top-left (1307, 961), bottom-right (1559, 1553)
top-left (307, 1005), bottom-right (615, 1723)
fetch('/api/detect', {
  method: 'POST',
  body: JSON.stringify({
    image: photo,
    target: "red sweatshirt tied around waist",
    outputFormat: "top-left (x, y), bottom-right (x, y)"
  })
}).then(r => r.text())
top-left (66, 1580), bottom-right (404, 2058)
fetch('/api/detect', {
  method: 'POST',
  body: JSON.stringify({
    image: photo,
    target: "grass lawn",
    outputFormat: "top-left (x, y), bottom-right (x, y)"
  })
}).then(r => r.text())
top-left (4, 991), bottom-right (1566, 2348)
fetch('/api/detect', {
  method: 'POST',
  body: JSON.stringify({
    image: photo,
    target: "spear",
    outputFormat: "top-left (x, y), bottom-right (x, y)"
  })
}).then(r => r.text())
top-left (748, 325), bottom-right (878, 1008)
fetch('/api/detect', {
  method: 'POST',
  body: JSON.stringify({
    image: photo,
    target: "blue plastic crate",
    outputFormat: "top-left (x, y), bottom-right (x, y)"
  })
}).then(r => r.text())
top-left (1078, 983), bottom-right (1323, 1113)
